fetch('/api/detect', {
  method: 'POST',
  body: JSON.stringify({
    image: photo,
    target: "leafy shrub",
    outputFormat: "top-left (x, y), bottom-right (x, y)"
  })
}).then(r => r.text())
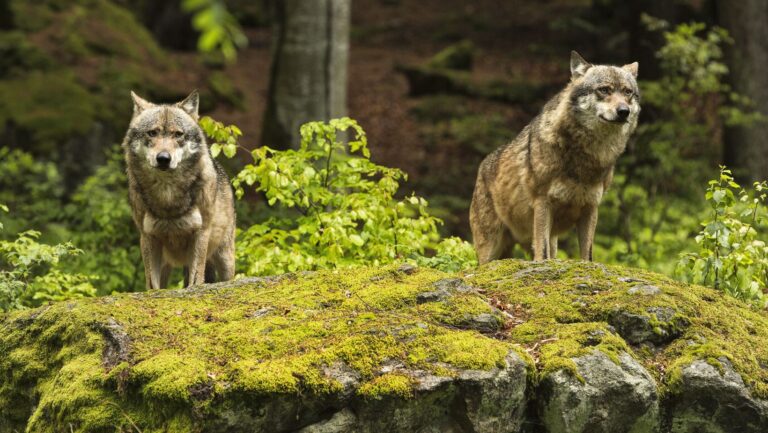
top-left (62, 151), bottom-right (143, 295)
top-left (201, 116), bottom-right (477, 275)
top-left (0, 205), bottom-right (96, 312)
top-left (678, 167), bottom-right (768, 306)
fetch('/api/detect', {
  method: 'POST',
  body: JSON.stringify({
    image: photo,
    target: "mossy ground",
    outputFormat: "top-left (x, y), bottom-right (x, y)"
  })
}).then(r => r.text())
top-left (0, 265), bottom-right (513, 432)
top-left (465, 259), bottom-right (768, 397)
top-left (2, 259), bottom-right (768, 432)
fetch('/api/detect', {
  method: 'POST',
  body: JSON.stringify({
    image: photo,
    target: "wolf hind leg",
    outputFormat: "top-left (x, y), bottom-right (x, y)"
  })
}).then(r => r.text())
top-left (159, 264), bottom-right (172, 289)
top-left (210, 242), bottom-right (235, 283)
top-left (204, 263), bottom-right (216, 283)
top-left (183, 266), bottom-right (190, 287)
top-left (470, 179), bottom-right (515, 264)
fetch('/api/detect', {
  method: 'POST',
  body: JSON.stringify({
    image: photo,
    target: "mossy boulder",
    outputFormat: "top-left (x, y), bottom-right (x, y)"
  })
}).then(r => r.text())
top-left (1, 260), bottom-right (768, 432)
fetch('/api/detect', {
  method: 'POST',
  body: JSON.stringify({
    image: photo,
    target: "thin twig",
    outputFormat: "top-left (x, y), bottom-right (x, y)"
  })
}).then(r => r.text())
top-left (103, 401), bottom-right (143, 433)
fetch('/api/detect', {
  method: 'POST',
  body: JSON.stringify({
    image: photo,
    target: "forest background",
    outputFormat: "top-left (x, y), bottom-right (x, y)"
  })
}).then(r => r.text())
top-left (2, 0), bottom-right (768, 309)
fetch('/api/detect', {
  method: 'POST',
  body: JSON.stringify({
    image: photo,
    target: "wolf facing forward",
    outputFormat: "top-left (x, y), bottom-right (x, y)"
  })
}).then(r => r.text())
top-left (470, 51), bottom-right (640, 263)
top-left (123, 90), bottom-right (235, 289)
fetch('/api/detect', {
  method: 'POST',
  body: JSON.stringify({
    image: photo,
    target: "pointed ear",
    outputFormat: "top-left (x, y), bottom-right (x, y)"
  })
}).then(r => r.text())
top-left (570, 50), bottom-right (592, 80)
top-left (622, 61), bottom-right (639, 78)
top-left (130, 91), bottom-right (153, 116)
top-left (177, 90), bottom-right (199, 119)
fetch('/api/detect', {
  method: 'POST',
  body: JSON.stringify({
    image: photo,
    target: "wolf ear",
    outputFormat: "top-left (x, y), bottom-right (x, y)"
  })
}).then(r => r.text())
top-left (570, 51), bottom-right (592, 80)
top-left (130, 91), bottom-right (153, 117)
top-left (622, 62), bottom-right (639, 78)
top-left (177, 90), bottom-right (199, 119)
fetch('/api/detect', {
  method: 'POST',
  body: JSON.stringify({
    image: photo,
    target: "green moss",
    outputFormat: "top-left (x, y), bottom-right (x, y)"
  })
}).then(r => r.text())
top-left (466, 259), bottom-right (768, 397)
top-left (358, 373), bottom-right (415, 399)
top-left (0, 264), bottom-right (515, 430)
top-left (3, 259), bottom-right (768, 430)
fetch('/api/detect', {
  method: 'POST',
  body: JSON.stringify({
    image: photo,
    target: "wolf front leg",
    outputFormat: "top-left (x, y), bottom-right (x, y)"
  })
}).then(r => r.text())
top-left (549, 235), bottom-right (558, 259)
top-left (577, 205), bottom-right (598, 261)
top-left (187, 228), bottom-right (212, 286)
top-left (140, 234), bottom-right (163, 289)
top-left (532, 200), bottom-right (553, 260)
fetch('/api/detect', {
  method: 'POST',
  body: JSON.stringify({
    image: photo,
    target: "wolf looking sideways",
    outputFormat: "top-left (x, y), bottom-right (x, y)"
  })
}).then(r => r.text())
top-left (470, 51), bottom-right (640, 263)
top-left (123, 90), bottom-right (235, 289)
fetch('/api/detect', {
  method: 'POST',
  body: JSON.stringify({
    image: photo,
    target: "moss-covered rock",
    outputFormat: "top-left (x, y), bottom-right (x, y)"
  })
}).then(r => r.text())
top-left (1, 260), bottom-right (768, 432)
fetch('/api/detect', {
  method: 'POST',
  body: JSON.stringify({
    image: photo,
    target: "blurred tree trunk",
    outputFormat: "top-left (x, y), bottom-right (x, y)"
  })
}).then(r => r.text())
top-left (0, 0), bottom-right (11, 29)
top-left (261, 0), bottom-right (350, 149)
top-left (717, 0), bottom-right (768, 182)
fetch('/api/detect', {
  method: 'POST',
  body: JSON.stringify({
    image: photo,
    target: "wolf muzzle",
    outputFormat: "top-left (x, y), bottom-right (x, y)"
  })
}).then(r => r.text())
top-left (156, 152), bottom-right (172, 169)
top-left (616, 104), bottom-right (630, 121)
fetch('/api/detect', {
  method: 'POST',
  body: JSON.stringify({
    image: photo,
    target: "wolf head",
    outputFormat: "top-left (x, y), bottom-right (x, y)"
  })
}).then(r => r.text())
top-left (568, 51), bottom-right (640, 131)
top-left (124, 91), bottom-right (205, 171)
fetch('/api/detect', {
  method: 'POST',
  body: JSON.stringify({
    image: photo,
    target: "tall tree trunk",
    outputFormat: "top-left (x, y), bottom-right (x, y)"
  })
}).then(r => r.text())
top-left (717, 0), bottom-right (768, 182)
top-left (262, 0), bottom-right (350, 149)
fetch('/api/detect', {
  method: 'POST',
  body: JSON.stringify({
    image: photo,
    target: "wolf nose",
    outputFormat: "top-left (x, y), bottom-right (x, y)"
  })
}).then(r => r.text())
top-left (616, 105), bottom-right (630, 121)
top-left (156, 152), bottom-right (171, 168)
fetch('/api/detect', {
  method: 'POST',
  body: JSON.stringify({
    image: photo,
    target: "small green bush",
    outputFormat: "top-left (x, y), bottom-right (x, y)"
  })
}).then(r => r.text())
top-left (201, 116), bottom-right (477, 275)
top-left (678, 167), bottom-right (768, 306)
top-left (0, 205), bottom-right (96, 312)
top-left (62, 151), bottom-right (143, 294)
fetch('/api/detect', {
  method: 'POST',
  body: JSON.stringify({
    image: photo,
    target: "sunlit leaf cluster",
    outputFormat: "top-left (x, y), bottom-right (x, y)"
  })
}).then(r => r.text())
top-left (201, 117), bottom-right (477, 275)
top-left (678, 167), bottom-right (768, 306)
top-left (0, 212), bottom-right (96, 312)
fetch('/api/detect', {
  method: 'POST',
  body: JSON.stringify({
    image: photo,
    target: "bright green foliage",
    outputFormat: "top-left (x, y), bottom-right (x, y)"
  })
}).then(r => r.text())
top-left (62, 151), bottom-right (143, 295)
top-left (412, 236), bottom-right (478, 273)
top-left (0, 206), bottom-right (95, 312)
top-left (200, 116), bottom-right (477, 275)
top-left (182, 0), bottom-right (247, 61)
top-left (678, 167), bottom-right (768, 306)
top-left (199, 115), bottom-right (242, 159)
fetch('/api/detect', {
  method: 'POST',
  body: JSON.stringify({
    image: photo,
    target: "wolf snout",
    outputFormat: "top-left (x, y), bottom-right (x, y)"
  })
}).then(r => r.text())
top-left (156, 152), bottom-right (172, 169)
top-left (616, 104), bottom-right (630, 121)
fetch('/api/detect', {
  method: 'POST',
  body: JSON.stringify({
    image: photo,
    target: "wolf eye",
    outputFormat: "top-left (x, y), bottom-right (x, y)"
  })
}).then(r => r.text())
top-left (173, 131), bottom-right (184, 139)
top-left (597, 86), bottom-right (612, 95)
top-left (623, 88), bottom-right (633, 97)
top-left (146, 129), bottom-right (158, 138)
